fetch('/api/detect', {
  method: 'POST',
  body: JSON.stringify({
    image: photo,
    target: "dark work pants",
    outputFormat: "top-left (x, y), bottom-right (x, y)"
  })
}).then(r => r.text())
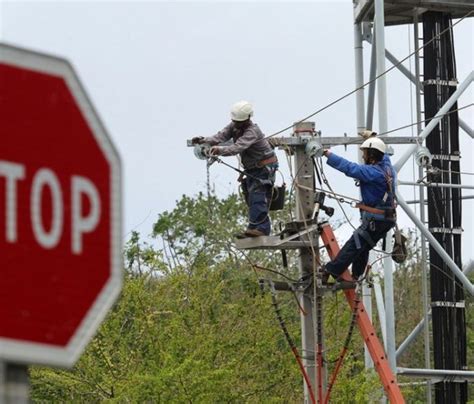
top-left (325, 219), bottom-right (395, 279)
top-left (244, 164), bottom-right (277, 235)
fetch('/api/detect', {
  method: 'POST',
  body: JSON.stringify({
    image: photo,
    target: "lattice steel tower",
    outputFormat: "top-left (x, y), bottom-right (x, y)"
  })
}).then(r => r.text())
top-left (354, 1), bottom-right (473, 403)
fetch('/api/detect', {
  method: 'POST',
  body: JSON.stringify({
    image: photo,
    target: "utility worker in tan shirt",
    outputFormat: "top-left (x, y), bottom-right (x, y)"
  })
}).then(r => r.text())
top-left (192, 101), bottom-right (278, 237)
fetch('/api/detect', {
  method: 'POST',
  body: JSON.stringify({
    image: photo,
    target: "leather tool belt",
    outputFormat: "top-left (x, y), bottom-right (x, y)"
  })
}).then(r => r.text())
top-left (356, 203), bottom-right (396, 219)
top-left (256, 155), bottom-right (278, 167)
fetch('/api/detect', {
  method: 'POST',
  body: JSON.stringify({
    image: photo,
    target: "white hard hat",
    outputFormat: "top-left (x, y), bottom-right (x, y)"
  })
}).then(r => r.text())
top-left (231, 101), bottom-right (253, 122)
top-left (360, 137), bottom-right (386, 153)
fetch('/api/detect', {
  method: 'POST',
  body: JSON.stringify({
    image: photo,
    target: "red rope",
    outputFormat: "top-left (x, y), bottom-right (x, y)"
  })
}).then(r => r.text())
top-left (317, 342), bottom-right (324, 404)
top-left (291, 347), bottom-right (317, 404)
top-left (324, 347), bottom-right (347, 404)
top-left (267, 281), bottom-right (316, 404)
top-left (324, 295), bottom-right (360, 404)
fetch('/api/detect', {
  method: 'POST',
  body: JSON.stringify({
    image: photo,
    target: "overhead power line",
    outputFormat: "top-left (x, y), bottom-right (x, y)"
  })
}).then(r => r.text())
top-left (265, 10), bottom-right (473, 140)
top-left (378, 103), bottom-right (474, 137)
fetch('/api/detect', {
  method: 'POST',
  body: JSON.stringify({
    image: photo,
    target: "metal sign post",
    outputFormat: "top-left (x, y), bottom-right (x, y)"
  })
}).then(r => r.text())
top-left (0, 362), bottom-right (29, 404)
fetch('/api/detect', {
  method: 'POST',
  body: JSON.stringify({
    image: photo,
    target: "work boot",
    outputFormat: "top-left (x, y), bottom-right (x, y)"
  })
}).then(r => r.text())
top-left (321, 271), bottom-right (330, 285)
top-left (317, 264), bottom-right (329, 285)
top-left (320, 266), bottom-right (340, 285)
top-left (244, 228), bottom-right (267, 237)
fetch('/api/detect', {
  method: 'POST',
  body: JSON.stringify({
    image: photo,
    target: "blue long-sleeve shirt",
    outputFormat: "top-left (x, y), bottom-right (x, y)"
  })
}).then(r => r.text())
top-left (326, 152), bottom-right (396, 207)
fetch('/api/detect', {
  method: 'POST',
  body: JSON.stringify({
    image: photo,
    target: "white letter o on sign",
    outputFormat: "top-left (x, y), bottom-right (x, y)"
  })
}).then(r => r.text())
top-left (31, 168), bottom-right (64, 249)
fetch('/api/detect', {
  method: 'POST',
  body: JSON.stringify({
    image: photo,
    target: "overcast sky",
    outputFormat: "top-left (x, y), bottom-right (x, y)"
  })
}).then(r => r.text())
top-left (1, 1), bottom-right (473, 258)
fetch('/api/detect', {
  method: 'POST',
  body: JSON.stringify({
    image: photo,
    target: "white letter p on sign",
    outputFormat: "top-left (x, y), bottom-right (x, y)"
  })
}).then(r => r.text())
top-left (72, 176), bottom-right (101, 255)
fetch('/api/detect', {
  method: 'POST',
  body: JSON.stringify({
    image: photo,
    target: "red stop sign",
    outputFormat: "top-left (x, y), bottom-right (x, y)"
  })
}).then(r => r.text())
top-left (0, 44), bottom-right (122, 367)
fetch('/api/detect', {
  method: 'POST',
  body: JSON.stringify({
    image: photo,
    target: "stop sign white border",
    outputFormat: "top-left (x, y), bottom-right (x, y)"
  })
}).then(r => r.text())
top-left (0, 43), bottom-right (122, 368)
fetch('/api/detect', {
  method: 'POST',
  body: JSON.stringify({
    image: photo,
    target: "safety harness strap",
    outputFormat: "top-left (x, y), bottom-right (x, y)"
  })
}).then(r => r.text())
top-left (354, 227), bottom-right (376, 249)
top-left (356, 165), bottom-right (397, 221)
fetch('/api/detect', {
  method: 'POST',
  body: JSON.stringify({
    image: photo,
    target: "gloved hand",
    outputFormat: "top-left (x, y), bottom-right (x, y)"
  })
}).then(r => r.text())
top-left (359, 130), bottom-right (377, 139)
top-left (210, 146), bottom-right (221, 156)
top-left (323, 148), bottom-right (332, 157)
top-left (191, 136), bottom-right (205, 145)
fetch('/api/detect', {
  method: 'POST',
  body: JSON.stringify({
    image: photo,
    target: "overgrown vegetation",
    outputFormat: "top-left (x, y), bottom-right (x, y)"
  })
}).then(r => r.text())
top-left (30, 192), bottom-right (473, 402)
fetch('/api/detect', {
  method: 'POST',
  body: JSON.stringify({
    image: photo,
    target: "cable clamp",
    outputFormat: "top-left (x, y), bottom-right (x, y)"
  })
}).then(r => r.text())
top-left (431, 154), bottom-right (461, 162)
top-left (429, 227), bottom-right (463, 235)
top-left (423, 79), bottom-right (458, 87)
top-left (431, 301), bottom-right (465, 308)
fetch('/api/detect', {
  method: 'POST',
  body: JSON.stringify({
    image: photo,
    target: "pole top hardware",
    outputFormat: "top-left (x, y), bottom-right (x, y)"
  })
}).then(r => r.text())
top-left (268, 135), bottom-right (420, 149)
top-left (293, 121), bottom-right (316, 134)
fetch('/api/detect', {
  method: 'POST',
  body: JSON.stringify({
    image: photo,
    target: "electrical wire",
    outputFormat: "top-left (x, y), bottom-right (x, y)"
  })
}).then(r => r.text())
top-left (232, 155), bottom-right (397, 402)
top-left (251, 264), bottom-right (300, 284)
top-left (123, 210), bottom-right (153, 240)
top-left (314, 157), bottom-right (358, 231)
top-left (285, 151), bottom-right (329, 404)
top-left (227, 170), bottom-right (459, 401)
top-left (264, 10), bottom-right (473, 140)
top-left (227, 232), bottom-right (318, 398)
top-left (231, 243), bottom-right (297, 282)
top-left (314, 187), bottom-right (360, 204)
top-left (193, 10), bottom-right (473, 400)
top-left (280, 140), bottom-right (340, 383)
top-left (324, 286), bottom-right (361, 404)
top-left (378, 103), bottom-right (473, 137)
top-left (327, 103), bottom-right (474, 150)
top-left (205, 101), bottom-right (468, 398)
top-left (433, 167), bottom-right (474, 177)
top-left (281, 147), bottom-right (361, 381)
top-left (286, 144), bottom-right (388, 383)
top-left (265, 281), bottom-right (317, 404)
top-left (229, 242), bottom-right (310, 316)
top-left (282, 146), bottom-right (324, 264)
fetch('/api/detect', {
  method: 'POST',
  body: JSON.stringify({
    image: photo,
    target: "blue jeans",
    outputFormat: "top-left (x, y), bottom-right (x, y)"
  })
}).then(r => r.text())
top-left (244, 164), bottom-right (277, 235)
top-left (326, 218), bottom-right (395, 279)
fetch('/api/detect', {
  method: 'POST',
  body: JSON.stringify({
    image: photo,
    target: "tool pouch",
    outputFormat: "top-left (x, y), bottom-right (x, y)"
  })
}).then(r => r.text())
top-left (240, 172), bottom-right (285, 211)
top-left (269, 183), bottom-right (286, 211)
top-left (392, 225), bottom-right (408, 264)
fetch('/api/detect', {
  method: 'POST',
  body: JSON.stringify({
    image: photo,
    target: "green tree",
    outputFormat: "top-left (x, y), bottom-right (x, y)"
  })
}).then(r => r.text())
top-left (32, 191), bottom-right (449, 403)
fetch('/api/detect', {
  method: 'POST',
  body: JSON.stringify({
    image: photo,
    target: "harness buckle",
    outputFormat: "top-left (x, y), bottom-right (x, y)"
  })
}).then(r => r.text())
top-left (369, 220), bottom-right (376, 232)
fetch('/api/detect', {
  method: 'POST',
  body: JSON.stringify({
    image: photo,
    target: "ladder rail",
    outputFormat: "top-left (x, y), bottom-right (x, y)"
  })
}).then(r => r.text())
top-left (319, 223), bottom-right (405, 404)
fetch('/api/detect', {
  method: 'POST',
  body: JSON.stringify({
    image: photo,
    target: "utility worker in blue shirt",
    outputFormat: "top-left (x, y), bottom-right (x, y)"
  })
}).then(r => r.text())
top-left (321, 134), bottom-right (397, 283)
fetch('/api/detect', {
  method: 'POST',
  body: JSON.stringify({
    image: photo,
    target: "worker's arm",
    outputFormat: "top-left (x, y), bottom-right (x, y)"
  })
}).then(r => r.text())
top-left (217, 126), bottom-right (260, 156)
top-left (203, 124), bottom-right (233, 146)
top-left (326, 152), bottom-right (381, 183)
